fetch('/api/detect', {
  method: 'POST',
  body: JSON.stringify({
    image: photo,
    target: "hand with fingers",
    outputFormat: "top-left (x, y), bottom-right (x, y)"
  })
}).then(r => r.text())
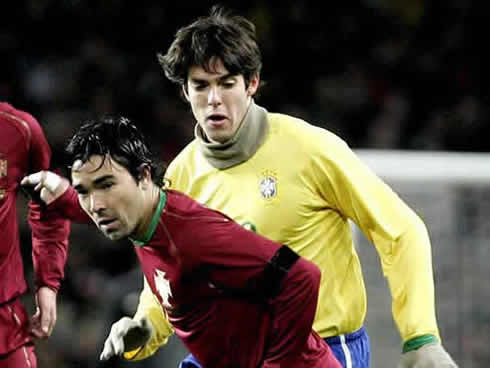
top-left (30, 286), bottom-right (57, 339)
top-left (398, 342), bottom-right (458, 368)
top-left (21, 170), bottom-right (69, 205)
top-left (100, 317), bottom-right (153, 361)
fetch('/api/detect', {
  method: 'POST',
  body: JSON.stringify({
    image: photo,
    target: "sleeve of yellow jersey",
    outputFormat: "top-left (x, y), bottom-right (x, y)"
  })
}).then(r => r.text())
top-left (123, 277), bottom-right (174, 361)
top-left (311, 130), bottom-right (440, 343)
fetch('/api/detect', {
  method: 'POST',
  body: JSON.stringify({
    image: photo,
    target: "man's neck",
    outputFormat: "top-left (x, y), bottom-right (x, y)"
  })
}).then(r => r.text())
top-left (133, 184), bottom-right (160, 240)
top-left (195, 99), bottom-right (269, 169)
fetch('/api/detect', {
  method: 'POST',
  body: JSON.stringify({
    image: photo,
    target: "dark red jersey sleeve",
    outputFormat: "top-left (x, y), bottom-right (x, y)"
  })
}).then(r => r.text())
top-left (184, 217), bottom-right (282, 288)
top-left (261, 257), bottom-right (322, 367)
top-left (182, 214), bottom-right (322, 366)
top-left (28, 203), bottom-right (70, 291)
top-left (21, 110), bottom-right (71, 292)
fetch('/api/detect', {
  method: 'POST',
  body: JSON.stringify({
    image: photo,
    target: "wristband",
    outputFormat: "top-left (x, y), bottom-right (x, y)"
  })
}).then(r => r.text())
top-left (402, 334), bottom-right (438, 353)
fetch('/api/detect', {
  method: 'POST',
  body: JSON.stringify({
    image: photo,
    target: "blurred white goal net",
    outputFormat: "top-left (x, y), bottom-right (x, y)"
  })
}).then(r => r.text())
top-left (354, 149), bottom-right (490, 368)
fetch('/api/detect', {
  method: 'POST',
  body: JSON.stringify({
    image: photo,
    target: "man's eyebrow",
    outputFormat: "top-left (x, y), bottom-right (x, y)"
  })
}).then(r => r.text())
top-left (218, 73), bottom-right (236, 81)
top-left (93, 175), bottom-right (115, 185)
top-left (73, 175), bottom-right (114, 192)
top-left (189, 73), bottom-right (235, 83)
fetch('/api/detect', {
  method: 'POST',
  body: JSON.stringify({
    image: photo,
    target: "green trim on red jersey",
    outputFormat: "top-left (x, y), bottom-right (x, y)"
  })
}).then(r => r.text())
top-left (132, 190), bottom-right (166, 246)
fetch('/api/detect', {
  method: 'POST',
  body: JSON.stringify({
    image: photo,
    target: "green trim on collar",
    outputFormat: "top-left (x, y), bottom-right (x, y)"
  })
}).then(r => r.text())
top-left (132, 190), bottom-right (166, 247)
top-left (402, 334), bottom-right (438, 353)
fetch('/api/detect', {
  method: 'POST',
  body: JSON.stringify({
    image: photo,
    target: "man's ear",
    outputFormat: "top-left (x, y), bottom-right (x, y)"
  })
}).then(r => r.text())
top-left (137, 164), bottom-right (152, 188)
top-left (247, 73), bottom-right (260, 96)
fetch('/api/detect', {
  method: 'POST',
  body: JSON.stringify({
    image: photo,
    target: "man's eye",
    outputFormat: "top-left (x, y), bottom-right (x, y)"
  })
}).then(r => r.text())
top-left (193, 84), bottom-right (207, 91)
top-left (223, 81), bottom-right (235, 88)
top-left (101, 182), bottom-right (114, 189)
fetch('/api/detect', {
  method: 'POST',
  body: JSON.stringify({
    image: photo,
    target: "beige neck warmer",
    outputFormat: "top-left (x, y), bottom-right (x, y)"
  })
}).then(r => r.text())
top-left (195, 100), bottom-right (269, 169)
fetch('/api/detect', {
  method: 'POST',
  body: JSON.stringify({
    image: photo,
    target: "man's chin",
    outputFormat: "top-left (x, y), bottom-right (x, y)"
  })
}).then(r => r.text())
top-left (208, 132), bottom-right (232, 144)
top-left (204, 126), bottom-right (233, 143)
top-left (103, 230), bottom-right (125, 241)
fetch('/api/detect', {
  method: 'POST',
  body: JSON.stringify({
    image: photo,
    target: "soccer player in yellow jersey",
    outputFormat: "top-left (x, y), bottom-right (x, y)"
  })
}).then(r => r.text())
top-left (128, 5), bottom-right (457, 368)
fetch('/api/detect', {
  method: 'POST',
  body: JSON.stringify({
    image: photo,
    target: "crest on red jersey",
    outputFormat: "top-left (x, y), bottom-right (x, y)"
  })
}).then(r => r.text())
top-left (154, 269), bottom-right (173, 308)
top-left (0, 159), bottom-right (6, 177)
top-left (0, 159), bottom-right (6, 200)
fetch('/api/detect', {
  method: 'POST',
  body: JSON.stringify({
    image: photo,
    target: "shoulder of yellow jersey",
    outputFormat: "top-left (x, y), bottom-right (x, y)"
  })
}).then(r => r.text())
top-left (165, 138), bottom-right (201, 188)
top-left (165, 113), bottom-right (355, 189)
top-left (267, 112), bottom-right (351, 160)
top-left (166, 138), bottom-right (200, 172)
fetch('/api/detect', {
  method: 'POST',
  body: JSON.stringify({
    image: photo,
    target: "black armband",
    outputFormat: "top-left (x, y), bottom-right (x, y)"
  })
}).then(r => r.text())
top-left (209, 245), bottom-right (300, 302)
top-left (261, 245), bottom-right (300, 299)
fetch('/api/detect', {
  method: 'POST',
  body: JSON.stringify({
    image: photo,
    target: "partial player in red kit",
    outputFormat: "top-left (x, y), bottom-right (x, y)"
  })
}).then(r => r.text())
top-left (0, 102), bottom-right (70, 368)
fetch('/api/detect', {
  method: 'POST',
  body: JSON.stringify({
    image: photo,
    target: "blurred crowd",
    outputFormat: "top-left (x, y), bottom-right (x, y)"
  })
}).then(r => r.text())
top-left (2, 1), bottom-right (488, 367)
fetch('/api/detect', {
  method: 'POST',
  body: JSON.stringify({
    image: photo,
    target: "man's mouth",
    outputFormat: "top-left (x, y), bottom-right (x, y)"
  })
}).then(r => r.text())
top-left (207, 114), bottom-right (227, 125)
top-left (98, 218), bottom-right (117, 231)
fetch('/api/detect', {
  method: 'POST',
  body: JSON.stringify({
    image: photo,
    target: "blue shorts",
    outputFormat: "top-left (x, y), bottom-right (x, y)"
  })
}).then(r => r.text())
top-left (325, 326), bottom-right (370, 368)
top-left (178, 326), bottom-right (370, 368)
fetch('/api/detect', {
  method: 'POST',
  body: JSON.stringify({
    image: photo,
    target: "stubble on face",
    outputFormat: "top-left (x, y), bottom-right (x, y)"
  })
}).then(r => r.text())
top-left (71, 155), bottom-right (144, 241)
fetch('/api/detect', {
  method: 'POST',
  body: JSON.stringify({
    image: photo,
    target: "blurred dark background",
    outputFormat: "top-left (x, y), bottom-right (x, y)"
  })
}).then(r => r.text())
top-left (2, 0), bottom-right (489, 367)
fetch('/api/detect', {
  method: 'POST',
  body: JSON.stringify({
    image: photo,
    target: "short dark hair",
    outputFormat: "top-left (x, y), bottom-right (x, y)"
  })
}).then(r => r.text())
top-left (158, 5), bottom-right (262, 89)
top-left (65, 116), bottom-right (163, 185)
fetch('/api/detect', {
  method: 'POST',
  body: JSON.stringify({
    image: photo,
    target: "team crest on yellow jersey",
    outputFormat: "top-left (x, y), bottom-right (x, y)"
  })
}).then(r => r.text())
top-left (259, 170), bottom-right (277, 200)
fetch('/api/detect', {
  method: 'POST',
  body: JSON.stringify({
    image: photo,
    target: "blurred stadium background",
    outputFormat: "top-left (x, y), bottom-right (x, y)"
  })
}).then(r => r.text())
top-left (3, 1), bottom-right (489, 367)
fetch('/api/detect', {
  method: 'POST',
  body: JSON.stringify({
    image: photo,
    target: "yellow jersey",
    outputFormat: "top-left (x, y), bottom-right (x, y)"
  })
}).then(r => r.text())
top-left (130, 108), bottom-right (439, 359)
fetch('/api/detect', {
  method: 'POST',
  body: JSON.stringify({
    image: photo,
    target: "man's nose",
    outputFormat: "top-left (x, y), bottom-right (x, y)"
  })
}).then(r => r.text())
top-left (89, 193), bottom-right (106, 214)
top-left (207, 86), bottom-right (222, 106)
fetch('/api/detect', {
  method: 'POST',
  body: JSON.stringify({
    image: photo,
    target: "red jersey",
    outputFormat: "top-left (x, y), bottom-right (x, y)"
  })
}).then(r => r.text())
top-left (0, 102), bottom-right (70, 303)
top-left (137, 190), bottom-right (340, 367)
top-left (53, 187), bottom-right (340, 367)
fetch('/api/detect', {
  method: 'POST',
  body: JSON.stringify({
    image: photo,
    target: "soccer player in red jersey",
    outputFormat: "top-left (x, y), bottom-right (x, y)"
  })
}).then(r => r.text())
top-left (0, 102), bottom-right (70, 368)
top-left (23, 116), bottom-right (342, 368)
